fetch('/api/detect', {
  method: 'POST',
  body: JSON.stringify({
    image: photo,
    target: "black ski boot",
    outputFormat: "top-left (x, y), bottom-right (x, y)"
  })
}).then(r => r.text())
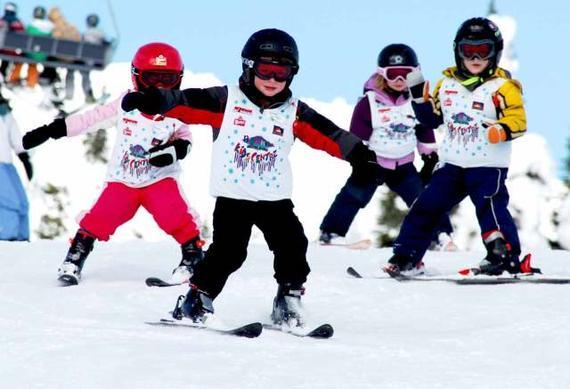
top-left (172, 284), bottom-right (214, 323)
top-left (318, 230), bottom-right (344, 245)
top-left (57, 230), bottom-right (95, 285)
top-left (383, 253), bottom-right (424, 276)
top-left (171, 237), bottom-right (205, 283)
top-left (479, 236), bottom-right (520, 275)
top-left (271, 283), bottom-right (305, 327)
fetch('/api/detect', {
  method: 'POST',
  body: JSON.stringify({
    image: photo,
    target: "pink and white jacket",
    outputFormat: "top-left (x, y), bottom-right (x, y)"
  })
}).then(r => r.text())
top-left (65, 92), bottom-right (192, 188)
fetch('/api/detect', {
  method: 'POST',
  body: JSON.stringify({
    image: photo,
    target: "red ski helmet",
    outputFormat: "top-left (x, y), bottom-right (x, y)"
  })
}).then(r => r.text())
top-left (131, 42), bottom-right (184, 90)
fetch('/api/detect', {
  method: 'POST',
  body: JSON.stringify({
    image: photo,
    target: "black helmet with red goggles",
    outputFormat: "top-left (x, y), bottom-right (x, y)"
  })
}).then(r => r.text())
top-left (453, 17), bottom-right (503, 75)
top-left (241, 28), bottom-right (299, 85)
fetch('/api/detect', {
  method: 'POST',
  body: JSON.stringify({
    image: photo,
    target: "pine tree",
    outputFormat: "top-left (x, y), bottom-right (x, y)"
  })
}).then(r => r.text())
top-left (376, 190), bottom-right (407, 247)
top-left (36, 183), bottom-right (70, 239)
top-left (83, 129), bottom-right (108, 164)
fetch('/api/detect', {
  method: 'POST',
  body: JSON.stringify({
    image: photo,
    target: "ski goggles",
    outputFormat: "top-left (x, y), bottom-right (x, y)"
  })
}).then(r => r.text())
top-left (244, 58), bottom-right (297, 82)
top-left (133, 69), bottom-right (182, 88)
top-left (457, 39), bottom-right (496, 60)
top-left (377, 66), bottom-right (416, 82)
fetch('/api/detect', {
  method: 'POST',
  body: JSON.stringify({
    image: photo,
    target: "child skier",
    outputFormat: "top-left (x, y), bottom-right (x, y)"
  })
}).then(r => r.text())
top-left (121, 28), bottom-right (379, 326)
top-left (385, 17), bottom-right (535, 276)
top-left (319, 44), bottom-right (455, 253)
top-left (22, 42), bottom-right (204, 285)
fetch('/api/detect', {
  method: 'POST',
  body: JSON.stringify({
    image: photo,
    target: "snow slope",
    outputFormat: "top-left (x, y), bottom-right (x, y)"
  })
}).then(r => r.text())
top-left (2, 241), bottom-right (570, 388)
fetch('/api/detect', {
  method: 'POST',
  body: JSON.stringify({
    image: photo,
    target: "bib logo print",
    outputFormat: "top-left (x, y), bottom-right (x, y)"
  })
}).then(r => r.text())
top-left (472, 101), bottom-right (484, 111)
top-left (447, 112), bottom-right (479, 145)
top-left (233, 135), bottom-right (278, 176)
top-left (121, 144), bottom-right (151, 178)
top-left (233, 116), bottom-right (246, 127)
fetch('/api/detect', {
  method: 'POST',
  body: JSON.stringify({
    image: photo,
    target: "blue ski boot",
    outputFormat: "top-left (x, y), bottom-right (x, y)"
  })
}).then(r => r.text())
top-left (172, 284), bottom-right (214, 323)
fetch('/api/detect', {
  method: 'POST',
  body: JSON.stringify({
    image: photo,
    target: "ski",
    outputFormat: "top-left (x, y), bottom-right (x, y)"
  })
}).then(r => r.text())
top-left (347, 266), bottom-right (570, 284)
top-left (320, 239), bottom-right (373, 250)
top-left (145, 277), bottom-right (187, 287)
top-left (347, 266), bottom-right (425, 280)
top-left (453, 276), bottom-right (570, 285)
top-left (145, 318), bottom-right (263, 338)
top-left (382, 272), bottom-right (454, 283)
top-left (262, 323), bottom-right (334, 339)
top-left (346, 266), bottom-right (364, 278)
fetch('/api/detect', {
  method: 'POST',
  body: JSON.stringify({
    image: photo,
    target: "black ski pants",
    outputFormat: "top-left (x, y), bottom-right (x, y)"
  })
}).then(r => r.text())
top-left (191, 197), bottom-right (310, 299)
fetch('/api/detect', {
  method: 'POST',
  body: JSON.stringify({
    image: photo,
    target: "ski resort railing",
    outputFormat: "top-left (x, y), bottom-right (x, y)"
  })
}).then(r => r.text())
top-left (0, 29), bottom-right (116, 71)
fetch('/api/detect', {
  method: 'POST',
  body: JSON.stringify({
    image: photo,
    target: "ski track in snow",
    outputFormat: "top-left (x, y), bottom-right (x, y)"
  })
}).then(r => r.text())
top-left (2, 241), bottom-right (570, 388)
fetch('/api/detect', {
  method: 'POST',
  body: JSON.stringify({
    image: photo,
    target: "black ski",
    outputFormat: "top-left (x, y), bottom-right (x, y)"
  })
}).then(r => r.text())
top-left (347, 266), bottom-right (570, 285)
top-left (145, 277), bottom-right (186, 287)
top-left (262, 323), bottom-right (334, 339)
top-left (346, 266), bottom-right (364, 278)
top-left (146, 319), bottom-right (263, 338)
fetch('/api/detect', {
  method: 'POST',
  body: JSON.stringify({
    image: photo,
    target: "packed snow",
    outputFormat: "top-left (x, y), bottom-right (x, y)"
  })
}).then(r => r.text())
top-left (2, 241), bottom-right (570, 388)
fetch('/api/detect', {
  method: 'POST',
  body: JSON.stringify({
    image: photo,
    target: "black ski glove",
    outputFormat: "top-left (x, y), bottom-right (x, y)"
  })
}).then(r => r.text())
top-left (22, 118), bottom-right (67, 150)
top-left (346, 143), bottom-right (380, 185)
top-left (121, 86), bottom-right (164, 115)
top-left (419, 152), bottom-right (438, 184)
top-left (17, 152), bottom-right (33, 180)
top-left (148, 139), bottom-right (192, 167)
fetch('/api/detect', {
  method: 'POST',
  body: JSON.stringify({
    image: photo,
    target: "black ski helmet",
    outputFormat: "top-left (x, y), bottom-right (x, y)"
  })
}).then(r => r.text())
top-left (453, 17), bottom-right (503, 74)
top-left (33, 5), bottom-right (46, 19)
top-left (377, 44), bottom-right (419, 67)
top-left (86, 13), bottom-right (99, 28)
top-left (241, 28), bottom-right (299, 84)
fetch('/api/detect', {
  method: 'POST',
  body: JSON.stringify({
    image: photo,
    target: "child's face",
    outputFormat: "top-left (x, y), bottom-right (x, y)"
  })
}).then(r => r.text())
top-left (386, 78), bottom-right (408, 92)
top-left (254, 76), bottom-right (287, 97)
top-left (463, 57), bottom-right (489, 75)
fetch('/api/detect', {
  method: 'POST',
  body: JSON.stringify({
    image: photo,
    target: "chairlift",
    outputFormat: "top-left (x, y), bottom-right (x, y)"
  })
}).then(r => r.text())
top-left (0, 0), bottom-right (120, 72)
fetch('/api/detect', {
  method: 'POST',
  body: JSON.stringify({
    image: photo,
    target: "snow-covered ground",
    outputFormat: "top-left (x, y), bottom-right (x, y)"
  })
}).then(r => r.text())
top-left (2, 241), bottom-right (570, 388)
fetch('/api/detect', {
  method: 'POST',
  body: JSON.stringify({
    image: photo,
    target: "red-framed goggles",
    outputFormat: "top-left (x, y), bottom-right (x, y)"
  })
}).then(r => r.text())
top-left (244, 58), bottom-right (297, 82)
top-left (377, 66), bottom-right (416, 82)
top-left (457, 39), bottom-right (496, 60)
top-left (133, 69), bottom-right (182, 88)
